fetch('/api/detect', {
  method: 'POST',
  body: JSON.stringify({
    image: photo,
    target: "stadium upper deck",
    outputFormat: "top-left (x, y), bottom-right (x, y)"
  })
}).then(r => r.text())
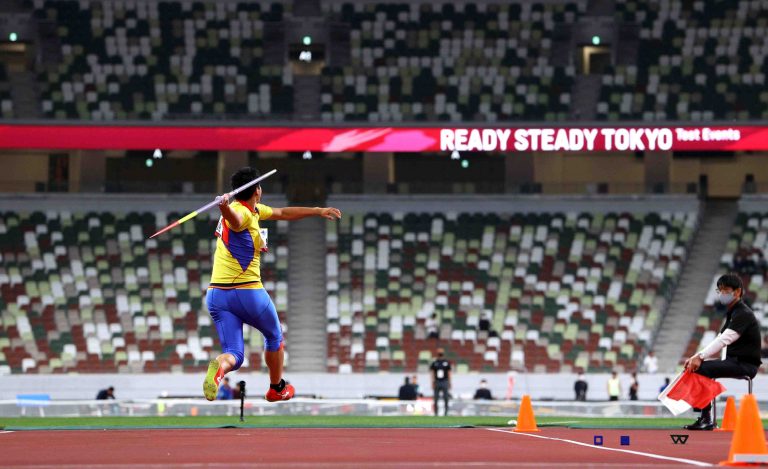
top-left (0, 0), bottom-right (764, 122)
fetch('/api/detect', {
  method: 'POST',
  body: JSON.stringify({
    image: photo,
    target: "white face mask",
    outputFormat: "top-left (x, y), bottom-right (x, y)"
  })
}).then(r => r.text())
top-left (718, 292), bottom-right (735, 305)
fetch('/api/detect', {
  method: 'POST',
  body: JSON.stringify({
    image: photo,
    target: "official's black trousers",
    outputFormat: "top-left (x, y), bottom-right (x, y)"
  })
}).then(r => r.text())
top-left (434, 381), bottom-right (450, 416)
top-left (695, 357), bottom-right (758, 380)
top-left (693, 357), bottom-right (758, 418)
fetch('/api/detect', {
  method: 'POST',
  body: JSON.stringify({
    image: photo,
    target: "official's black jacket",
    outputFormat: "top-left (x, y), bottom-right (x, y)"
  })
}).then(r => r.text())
top-left (721, 299), bottom-right (762, 367)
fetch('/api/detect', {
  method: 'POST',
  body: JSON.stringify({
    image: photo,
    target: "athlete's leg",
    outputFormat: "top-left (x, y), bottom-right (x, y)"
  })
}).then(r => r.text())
top-left (215, 352), bottom-right (238, 374)
top-left (204, 289), bottom-right (245, 400)
top-left (233, 289), bottom-right (294, 401)
top-left (264, 346), bottom-right (284, 385)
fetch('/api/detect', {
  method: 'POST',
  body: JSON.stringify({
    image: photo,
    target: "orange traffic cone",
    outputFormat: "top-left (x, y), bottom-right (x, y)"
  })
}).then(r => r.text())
top-left (715, 396), bottom-right (737, 432)
top-left (512, 394), bottom-right (540, 432)
top-left (720, 394), bottom-right (767, 466)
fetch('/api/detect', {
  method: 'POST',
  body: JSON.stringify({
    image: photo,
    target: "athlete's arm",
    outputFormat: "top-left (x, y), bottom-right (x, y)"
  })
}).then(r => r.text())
top-left (270, 206), bottom-right (342, 221)
top-left (218, 194), bottom-right (244, 230)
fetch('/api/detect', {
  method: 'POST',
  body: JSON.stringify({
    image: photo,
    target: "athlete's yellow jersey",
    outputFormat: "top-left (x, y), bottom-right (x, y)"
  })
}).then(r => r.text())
top-left (209, 200), bottom-right (273, 289)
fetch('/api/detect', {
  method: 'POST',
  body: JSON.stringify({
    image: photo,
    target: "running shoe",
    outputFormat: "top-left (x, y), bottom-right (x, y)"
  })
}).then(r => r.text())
top-left (203, 359), bottom-right (223, 401)
top-left (265, 383), bottom-right (295, 402)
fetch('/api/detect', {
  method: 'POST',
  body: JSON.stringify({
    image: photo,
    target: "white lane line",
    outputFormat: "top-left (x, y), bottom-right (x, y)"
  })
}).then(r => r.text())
top-left (485, 428), bottom-right (713, 467)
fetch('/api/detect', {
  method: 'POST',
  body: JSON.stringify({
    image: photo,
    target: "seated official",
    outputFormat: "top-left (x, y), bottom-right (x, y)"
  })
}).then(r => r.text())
top-left (683, 273), bottom-right (762, 430)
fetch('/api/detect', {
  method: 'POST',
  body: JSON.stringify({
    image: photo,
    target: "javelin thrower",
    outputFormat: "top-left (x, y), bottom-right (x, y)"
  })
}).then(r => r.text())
top-left (159, 167), bottom-right (342, 401)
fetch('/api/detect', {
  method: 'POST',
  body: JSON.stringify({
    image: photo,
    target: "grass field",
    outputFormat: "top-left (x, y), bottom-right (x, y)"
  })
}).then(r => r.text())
top-left (0, 415), bottom-right (715, 430)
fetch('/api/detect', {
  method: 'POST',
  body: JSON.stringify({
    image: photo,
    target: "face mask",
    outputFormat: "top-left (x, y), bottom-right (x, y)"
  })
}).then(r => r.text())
top-left (718, 292), bottom-right (735, 305)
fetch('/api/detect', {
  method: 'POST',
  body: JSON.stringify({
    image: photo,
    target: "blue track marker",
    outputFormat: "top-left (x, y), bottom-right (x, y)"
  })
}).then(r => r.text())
top-left (593, 435), bottom-right (603, 446)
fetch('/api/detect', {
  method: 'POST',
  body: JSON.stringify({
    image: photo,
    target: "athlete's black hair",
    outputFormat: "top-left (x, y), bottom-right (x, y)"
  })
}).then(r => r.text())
top-left (231, 167), bottom-right (261, 201)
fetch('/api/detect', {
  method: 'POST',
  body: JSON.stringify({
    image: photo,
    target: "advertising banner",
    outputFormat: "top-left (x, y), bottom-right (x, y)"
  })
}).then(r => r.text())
top-left (0, 125), bottom-right (764, 152)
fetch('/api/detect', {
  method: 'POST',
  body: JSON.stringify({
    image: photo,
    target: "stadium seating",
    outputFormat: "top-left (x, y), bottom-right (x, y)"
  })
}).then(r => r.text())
top-left (320, 2), bottom-right (582, 122)
top-left (31, 0), bottom-right (293, 120)
top-left (0, 210), bottom-right (289, 374)
top-left (0, 64), bottom-right (12, 118)
top-left (326, 210), bottom-right (696, 373)
top-left (682, 212), bottom-right (768, 367)
top-left (15, 0), bottom-right (765, 122)
top-left (600, 0), bottom-right (768, 120)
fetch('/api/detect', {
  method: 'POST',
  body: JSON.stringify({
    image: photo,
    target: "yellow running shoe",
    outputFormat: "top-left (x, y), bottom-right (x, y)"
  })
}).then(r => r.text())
top-left (203, 359), bottom-right (223, 401)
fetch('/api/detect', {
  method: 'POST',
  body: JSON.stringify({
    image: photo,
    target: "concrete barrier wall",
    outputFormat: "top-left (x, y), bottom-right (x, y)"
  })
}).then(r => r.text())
top-left (1, 372), bottom-right (763, 402)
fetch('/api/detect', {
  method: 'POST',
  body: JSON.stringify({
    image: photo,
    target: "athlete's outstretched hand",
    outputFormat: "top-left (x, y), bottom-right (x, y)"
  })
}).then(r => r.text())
top-left (217, 193), bottom-right (230, 207)
top-left (319, 207), bottom-right (342, 220)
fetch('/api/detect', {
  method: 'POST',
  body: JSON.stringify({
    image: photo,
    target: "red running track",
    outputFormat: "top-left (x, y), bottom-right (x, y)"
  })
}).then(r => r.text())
top-left (0, 427), bottom-right (737, 468)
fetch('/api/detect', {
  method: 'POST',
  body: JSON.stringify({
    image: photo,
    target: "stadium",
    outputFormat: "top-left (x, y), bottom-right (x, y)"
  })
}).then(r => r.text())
top-left (1, 0), bottom-right (768, 466)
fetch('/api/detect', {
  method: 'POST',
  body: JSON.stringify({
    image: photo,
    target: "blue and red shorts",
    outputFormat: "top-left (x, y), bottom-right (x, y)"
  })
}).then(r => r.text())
top-left (205, 287), bottom-right (284, 370)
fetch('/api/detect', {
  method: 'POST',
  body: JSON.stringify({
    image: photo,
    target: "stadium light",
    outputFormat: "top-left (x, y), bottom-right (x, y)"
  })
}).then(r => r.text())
top-left (145, 158), bottom-right (153, 168)
top-left (302, 35), bottom-right (312, 46)
top-left (9, 32), bottom-right (18, 42)
top-left (591, 35), bottom-right (600, 46)
top-left (450, 150), bottom-right (461, 160)
top-left (302, 150), bottom-right (312, 160)
top-left (461, 159), bottom-right (469, 169)
top-left (153, 148), bottom-right (163, 159)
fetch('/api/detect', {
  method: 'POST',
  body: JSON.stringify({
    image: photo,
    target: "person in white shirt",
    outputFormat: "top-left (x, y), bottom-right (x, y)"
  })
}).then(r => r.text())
top-left (425, 313), bottom-right (439, 339)
top-left (607, 371), bottom-right (621, 401)
top-left (643, 351), bottom-right (659, 373)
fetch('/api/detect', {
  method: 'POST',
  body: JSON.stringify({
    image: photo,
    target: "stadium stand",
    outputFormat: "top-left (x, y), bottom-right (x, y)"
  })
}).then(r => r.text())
top-left (600, 0), bottom-right (768, 120)
top-left (320, 2), bottom-right (582, 122)
top-left (0, 210), bottom-right (288, 374)
top-left (8, 0), bottom-right (762, 122)
top-left (325, 210), bottom-right (697, 373)
top-left (0, 64), bottom-right (13, 118)
top-left (31, 0), bottom-right (293, 120)
top-left (682, 211), bottom-right (768, 368)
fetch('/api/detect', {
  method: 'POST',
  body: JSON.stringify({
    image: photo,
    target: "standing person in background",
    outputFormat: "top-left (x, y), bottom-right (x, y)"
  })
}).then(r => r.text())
top-left (216, 377), bottom-right (233, 400)
top-left (426, 313), bottom-right (439, 339)
top-left (643, 351), bottom-right (659, 373)
top-left (629, 372), bottom-right (639, 400)
top-left (607, 371), bottom-right (621, 401)
top-left (411, 375), bottom-right (423, 397)
top-left (430, 348), bottom-right (452, 416)
top-left (659, 377), bottom-right (670, 394)
top-left (574, 374), bottom-right (588, 401)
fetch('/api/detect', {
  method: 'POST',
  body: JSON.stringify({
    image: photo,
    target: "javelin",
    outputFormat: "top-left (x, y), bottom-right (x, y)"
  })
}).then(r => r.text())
top-left (149, 169), bottom-right (277, 239)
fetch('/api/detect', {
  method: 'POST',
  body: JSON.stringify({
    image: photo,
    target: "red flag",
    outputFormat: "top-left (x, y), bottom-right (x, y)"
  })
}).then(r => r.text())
top-left (666, 371), bottom-right (726, 408)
